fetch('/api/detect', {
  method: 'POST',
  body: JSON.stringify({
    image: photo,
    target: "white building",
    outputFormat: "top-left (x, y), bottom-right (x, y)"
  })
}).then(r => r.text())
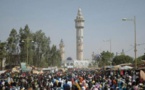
top-left (62, 59), bottom-right (91, 68)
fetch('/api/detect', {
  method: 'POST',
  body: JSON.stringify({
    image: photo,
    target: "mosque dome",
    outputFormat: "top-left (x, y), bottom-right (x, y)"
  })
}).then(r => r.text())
top-left (67, 57), bottom-right (73, 60)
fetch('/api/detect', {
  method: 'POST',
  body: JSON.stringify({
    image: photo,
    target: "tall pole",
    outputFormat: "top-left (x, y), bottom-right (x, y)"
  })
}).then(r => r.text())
top-left (109, 39), bottom-right (112, 66)
top-left (26, 38), bottom-right (28, 65)
top-left (110, 39), bottom-right (111, 53)
top-left (122, 16), bottom-right (137, 69)
top-left (22, 37), bottom-right (33, 65)
top-left (134, 16), bottom-right (137, 69)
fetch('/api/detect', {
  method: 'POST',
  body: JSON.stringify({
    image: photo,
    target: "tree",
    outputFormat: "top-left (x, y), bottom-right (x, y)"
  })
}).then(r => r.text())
top-left (6, 28), bottom-right (19, 65)
top-left (136, 54), bottom-right (145, 66)
top-left (33, 30), bottom-right (51, 67)
top-left (112, 55), bottom-right (133, 65)
top-left (138, 54), bottom-right (145, 60)
top-left (91, 54), bottom-right (101, 67)
top-left (4, 24), bottom-right (61, 68)
top-left (48, 45), bottom-right (61, 67)
top-left (98, 51), bottom-right (114, 67)
top-left (0, 42), bottom-right (7, 70)
top-left (142, 54), bottom-right (145, 60)
top-left (19, 25), bottom-right (33, 64)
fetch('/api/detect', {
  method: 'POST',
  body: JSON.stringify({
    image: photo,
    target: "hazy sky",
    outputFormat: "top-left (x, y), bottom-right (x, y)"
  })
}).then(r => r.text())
top-left (0, 0), bottom-right (145, 59)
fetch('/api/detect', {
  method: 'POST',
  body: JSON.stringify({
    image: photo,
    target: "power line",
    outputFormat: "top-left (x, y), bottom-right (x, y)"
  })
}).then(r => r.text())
top-left (125, 47), bottom-right (134, 53)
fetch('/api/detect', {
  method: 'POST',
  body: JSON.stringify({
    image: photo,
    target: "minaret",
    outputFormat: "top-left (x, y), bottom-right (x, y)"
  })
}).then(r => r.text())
top-left (59, 39), bottom-right (65, 61)
top-left (121, 49), bottom-right (125, 55)
top-left (75, 8), bottom-right (85, 60)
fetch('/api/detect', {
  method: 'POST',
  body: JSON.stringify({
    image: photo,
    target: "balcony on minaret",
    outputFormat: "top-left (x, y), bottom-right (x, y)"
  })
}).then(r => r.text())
top-left (75, 8), bottom-right (85, 28)
top-left (75, 19), bottom-right (84, 28)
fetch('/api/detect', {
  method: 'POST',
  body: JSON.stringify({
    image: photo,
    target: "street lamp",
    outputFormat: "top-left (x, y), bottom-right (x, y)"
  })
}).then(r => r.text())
top-left (22, 37), bottom-right (34, 65)
top-left (122, 16), bottom-right (137, 69)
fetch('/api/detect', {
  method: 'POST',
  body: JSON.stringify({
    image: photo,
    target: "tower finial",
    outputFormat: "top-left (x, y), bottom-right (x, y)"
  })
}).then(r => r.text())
top-left (60, 39), bottom-right (64, 46)
top-left (61, 39), bottom-right (63, 43)
top-left (78, 8), bottom-right (81, 12)
top-left (77, 8), bottom-right (82, 16)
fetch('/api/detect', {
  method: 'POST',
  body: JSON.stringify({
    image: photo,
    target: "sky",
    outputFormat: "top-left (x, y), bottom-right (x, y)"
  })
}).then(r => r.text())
top-left (0, 0), bottom-right (145, 60)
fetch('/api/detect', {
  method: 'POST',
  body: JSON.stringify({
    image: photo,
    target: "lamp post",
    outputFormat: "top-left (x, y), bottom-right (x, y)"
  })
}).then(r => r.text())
top-left (22, 37), bottom-right (34, 65)
top-left (122, 16), bottom-right (137, 69)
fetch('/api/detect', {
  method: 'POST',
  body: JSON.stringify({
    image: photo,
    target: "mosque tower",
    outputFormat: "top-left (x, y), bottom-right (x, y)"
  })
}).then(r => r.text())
top-left (59, 39), bottom-right (65, 61)
top-left (75, 8), bottom-right (85, 60)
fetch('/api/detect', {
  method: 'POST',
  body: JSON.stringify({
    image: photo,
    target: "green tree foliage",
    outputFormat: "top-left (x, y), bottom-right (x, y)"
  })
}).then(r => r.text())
top-left (136, 54), bottom-right (145, 66)
top-left (33, 30), bottom-right (51, 67)
top-left (112, 55), bottom-right (133, 65)
top-left (0, 42), bottom-right (7, 69)
top-left (97, 51), bottom-right (114, 67)
top-left (48, 45), bottom-right (61, 67)
top-left (91, 54), bottom-right (101, 68)
top-left (93, 51), bottom-right (114, 67)
top-left (19, 25), bottom-right (33, 63)
top-left (16, 25), bottom-right (61, 67)
top-left (138, 54), bottom-right (145, 60)
top-left (142, 54), bottom-right (145, 60)
top-left (2, 25), bottom-right (63, 68)
top-left (6, 29), bottom-right (19, 65)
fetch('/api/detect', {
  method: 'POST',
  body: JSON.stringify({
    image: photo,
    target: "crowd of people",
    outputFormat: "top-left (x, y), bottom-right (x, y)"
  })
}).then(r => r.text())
top-left (0, 68), bottom-right (145, 90)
